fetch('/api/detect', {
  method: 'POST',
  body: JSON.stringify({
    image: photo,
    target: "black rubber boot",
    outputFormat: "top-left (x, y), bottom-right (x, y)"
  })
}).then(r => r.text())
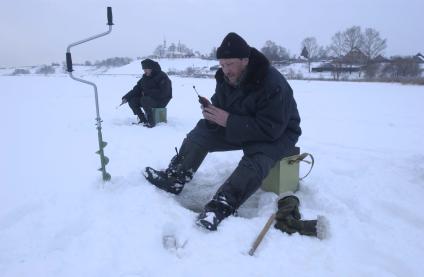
top-left (196, 193), bottom-right (235, 231)
top-left (144, 139), bottom-right (207, 194)
top-left (195, 154), bottom-right (274, 231)
top-left (144, 108), bottom-right (156, 128)
top-left (137, 112), bottom-right (148, 124)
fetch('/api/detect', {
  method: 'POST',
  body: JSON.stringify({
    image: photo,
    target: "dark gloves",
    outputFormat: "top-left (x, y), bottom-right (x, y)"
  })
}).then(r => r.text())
top-left (275, 195), bottom-right (301, 221)
top-left (121, 96), bottom-right (128, 104)
top-left (274, 195), bottom-right (301, 235)
top-left (274, 195), bottom-right (327, 239)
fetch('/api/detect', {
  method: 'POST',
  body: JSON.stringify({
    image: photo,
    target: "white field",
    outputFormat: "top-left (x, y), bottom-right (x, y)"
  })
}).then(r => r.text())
top-left (1, 66), bottom-right (424, 276)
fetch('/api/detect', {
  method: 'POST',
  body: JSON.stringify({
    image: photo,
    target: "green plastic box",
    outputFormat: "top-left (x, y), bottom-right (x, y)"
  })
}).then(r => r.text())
top-left (152, 108), bottom-right (167, 124)
top-left (262, 147), bottom-right (301, 195)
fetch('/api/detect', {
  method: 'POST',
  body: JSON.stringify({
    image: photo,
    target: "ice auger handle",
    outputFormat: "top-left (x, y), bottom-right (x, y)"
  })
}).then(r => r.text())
top-left (66, 52), bottom-right (73, 72)
top-left (107, 7), bottom-right (113, 25)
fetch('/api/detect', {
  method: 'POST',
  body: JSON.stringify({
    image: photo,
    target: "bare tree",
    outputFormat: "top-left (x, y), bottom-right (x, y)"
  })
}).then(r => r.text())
top-left (261, 40), bottom-right (290, 62)
top-left (209, 47), bottom-right (217, 59)
top-left (301, 37), bottom-right (319, 72)
top-left (329, 26), bottom-right (368, 79)
top-left (317, 46), bottom-right (329, 60)
top-left (12, 69), bottom-right (30, 75)
top-left (153, 44), bottom-right (166, 58)
top-left (361, 28), bottom-right (387, 61)
top-left (329, 32), bottom-right (345, 80)
top-left (36, 65), bottom-right (55, 75)
top-left (381, 56), bottom-right (421, 79)
top-left (342, 26), bottom-right (364, 53)
top-left (329, 31), bottom-right (344, 57)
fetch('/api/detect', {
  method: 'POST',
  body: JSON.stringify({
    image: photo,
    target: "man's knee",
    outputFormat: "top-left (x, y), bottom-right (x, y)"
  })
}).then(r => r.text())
top-left (239, 154), bottom-right (276, 180)
top-left (128, 96), bottom-right (141, 108)
top-left (140, 96), bottom-right (155, 108)
top-left (186, 121), bottom-right (215, 151)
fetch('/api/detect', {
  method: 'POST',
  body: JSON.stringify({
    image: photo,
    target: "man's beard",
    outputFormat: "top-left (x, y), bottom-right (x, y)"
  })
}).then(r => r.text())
top-left (224, 70), bottom-right (246, 87)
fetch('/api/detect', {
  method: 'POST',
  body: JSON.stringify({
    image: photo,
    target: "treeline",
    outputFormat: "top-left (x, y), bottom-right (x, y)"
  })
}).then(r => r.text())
top-left (11, 57), bottom-right (134, 75)
top-left (152, 41), bottom-right (197, 58)
top-left (83, 57), bottom-right (133, 67)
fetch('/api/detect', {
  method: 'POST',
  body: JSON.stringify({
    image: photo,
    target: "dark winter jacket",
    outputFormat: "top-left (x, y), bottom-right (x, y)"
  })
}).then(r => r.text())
top-left (210, 48), bottom-right (301, 160)
top-left (124, 61), bottom-right (172, 106)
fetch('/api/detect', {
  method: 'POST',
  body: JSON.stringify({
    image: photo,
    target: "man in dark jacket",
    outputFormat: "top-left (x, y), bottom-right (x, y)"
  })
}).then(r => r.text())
top-left (144, 33), bottom-right (301, 230)
top-left (122, 59), bottom-right (172, 128)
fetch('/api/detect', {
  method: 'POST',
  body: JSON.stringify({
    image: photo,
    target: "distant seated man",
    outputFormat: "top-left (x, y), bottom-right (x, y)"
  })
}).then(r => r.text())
top-left (122, 59), bottom-right (172, 128)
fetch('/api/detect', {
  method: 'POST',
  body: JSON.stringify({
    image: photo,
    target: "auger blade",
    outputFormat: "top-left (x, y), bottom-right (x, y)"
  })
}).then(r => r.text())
top-left (102, 156), bottom-right (110, 165)
top-left (102, 172), bottom-right (111, 181)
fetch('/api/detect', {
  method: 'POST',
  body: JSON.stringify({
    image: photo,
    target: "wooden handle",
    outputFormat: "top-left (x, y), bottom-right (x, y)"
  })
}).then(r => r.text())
top-left (249, 213), bottom-right (276, 256)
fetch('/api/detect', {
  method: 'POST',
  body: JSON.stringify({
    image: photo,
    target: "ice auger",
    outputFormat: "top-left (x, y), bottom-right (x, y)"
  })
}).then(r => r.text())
top-left (65, 7), bottom-right (114, 181)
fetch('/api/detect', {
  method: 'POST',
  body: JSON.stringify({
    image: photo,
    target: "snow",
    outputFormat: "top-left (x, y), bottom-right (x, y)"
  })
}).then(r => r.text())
top-left (1, 64), bottom-right (424, 276)
top-left (106, 58), bottom-right (218, 76)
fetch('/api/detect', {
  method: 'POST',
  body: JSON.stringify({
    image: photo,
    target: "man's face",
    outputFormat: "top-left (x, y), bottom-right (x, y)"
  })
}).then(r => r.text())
top-left (219, 58), bottom-right (249, 85)
top-left (143, 68), bottom-right (152, 76)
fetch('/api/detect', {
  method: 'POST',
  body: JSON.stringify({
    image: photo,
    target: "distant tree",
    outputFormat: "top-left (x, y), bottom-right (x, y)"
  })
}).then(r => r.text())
top-left (381, 56), bottom-right (421, 79)
top-left (329, 32), bottom-right (345, 80)
top-left (342, 26), bottom-right (364, 54)
top-left (12, 69), bottom-right (30, 75)
top-left (154, 44), bottom-right (166, 57)
top-left (364, 63), bottom-right (380, 79)
top-left (36, 65), bottom-right (55, 75)
top-left (301, 37), bottom-right (318, 58)
top-left (301, 37), bottom-right (319, 72)
top-left (361, 28), bottom-right (387, 61)
top-left (329, 31), bottom-right (345, 58)
top-left (209, 47), bottom-right (217, 59)
top-left (176, 42), bottom-right (194, 56)
top-left (84, 60), bottom-right (92, 66)
top-left (328, 26), bottom-right (368, 79)
top-left (316, 46), bottom-right (329, 60)
top-left (300, 47), bottom-right (309, 59)
top-left (94, 57), bottom-right (132, 67)
top-left (261, 40), bottom-right (289, 61)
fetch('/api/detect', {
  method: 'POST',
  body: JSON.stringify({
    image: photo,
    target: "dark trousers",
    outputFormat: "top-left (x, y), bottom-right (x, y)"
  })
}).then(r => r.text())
top-left (186, 120), bottom-right (277, 210)
top-left (128, 95), bottom-right (169, 122)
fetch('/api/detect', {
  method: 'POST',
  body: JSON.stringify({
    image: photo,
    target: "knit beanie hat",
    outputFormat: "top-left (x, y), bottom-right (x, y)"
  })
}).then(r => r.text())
top-left (141, 59), bottom-right (155, 69)
top-left (216, 32), bottom-right (251, 59)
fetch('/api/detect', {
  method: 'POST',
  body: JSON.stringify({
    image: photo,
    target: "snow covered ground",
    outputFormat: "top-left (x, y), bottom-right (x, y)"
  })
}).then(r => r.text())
top-left (1, 68), bottom-right (424, 276)
top-left (107, 58), bottom-right (218, 76)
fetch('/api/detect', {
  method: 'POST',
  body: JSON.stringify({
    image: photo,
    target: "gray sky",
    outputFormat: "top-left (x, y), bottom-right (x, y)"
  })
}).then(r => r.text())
top-left (1, 0), bottom-right (423, 67)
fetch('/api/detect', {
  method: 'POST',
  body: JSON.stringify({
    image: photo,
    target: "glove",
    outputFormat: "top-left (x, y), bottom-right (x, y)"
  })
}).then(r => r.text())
top-left (275, 195), bottom-right (301, 221)
top-left (121, 96), bottom-right (128, 104)
top-left (274, 195), bottom-right (328, 239)
top-left (276, 216), bottom-right (327, 239)
top-left (274, 219), bottom-right (297, 235)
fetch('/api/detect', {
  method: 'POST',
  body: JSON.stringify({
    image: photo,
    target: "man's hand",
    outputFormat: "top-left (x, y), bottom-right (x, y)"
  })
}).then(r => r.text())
top-left (121, 97), bottom-right (128, 104)
top-left (202, 105), bottom-right (230, 127)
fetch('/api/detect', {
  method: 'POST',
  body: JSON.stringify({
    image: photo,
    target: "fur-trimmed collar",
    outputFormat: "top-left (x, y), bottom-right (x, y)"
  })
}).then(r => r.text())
top-left (215, 47), bottom-right (270, 88)
top-left (144, 61), bottom-right (162, 78)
